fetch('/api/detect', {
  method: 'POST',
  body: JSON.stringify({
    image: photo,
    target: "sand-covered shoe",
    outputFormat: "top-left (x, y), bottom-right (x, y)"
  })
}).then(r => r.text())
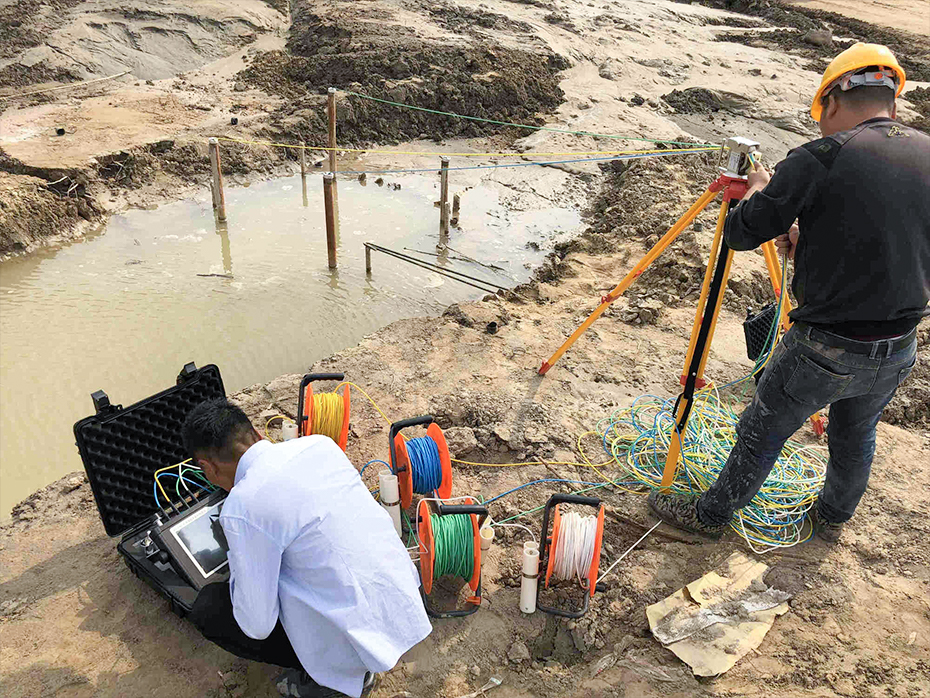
top-left (361, 672), bottom-right (379, 697)
top-left (275, 669), bottom-right (342, 698)
top-left (274, 670), bottom-right (378, 698)
top-left (648, 491), bottom-right (727, 539)
top-left (811, 505), bottom-right (844, 543)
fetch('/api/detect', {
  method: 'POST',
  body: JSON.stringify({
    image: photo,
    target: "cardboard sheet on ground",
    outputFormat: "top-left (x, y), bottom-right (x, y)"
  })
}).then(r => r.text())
top-left (646, 552), bottom-right (791, 676)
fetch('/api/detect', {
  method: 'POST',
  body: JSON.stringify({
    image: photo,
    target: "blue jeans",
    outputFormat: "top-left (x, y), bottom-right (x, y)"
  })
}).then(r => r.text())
top-left (698, 323), bottom-right (918, 526)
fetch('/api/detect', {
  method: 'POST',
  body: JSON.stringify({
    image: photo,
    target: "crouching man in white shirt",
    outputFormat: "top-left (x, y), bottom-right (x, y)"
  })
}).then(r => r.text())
top-left (182, 399), bottom-right (432, 698)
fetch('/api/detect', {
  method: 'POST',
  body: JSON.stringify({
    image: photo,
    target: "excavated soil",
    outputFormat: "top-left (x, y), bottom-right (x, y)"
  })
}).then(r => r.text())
top-left (0, 0), bottom-right (83, 60)
top-left (695, 0), bottom-right (930, 79)
top-left (0, 60), bottom-right (77, 89)
top-left (238, 0), bottom-right (569, 146)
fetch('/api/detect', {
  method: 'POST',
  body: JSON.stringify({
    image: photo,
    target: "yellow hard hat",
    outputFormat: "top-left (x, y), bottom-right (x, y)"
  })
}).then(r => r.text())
top-left (811, 42), bottom-right (906, 121)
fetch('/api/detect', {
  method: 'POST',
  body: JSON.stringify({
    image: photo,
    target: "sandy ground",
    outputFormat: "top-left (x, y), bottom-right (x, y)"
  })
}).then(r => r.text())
top-left (2, 1), bottom-right (930, 697)
top-left (785, 0), bottom-right (930, 35)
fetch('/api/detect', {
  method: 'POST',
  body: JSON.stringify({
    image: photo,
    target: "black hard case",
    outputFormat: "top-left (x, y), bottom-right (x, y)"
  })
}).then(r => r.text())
top-left (73, 362), bottom-right (226, 616)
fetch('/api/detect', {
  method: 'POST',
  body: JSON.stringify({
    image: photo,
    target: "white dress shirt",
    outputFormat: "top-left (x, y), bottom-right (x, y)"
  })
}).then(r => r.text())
top-left (219, 436), bottom-right (431, 697)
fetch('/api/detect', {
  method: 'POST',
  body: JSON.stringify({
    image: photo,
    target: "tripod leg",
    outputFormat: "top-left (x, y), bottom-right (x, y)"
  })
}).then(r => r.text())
top-left (539, 187), bottom-right (719, 375)
top-left (679, 195), bottom-right (729, 385)
top-left (662, 200), bottom-right (736, 487)
top-left (761, 240), bottom-right (792, 331)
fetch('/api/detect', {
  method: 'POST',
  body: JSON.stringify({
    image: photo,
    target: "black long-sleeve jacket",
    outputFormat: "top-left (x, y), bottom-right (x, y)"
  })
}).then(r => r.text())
top-left (724, 117), bottom-right (930, 337)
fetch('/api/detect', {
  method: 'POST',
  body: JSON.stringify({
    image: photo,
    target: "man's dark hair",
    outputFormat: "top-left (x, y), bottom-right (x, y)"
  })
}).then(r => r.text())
top-left (823, 66), bottom-right (896, 113)
top-left (182, 398), bottom-right (254, 459)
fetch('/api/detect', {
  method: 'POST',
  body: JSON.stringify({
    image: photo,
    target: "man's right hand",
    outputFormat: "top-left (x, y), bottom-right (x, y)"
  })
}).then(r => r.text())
top-left (775, 224), bottom-right (799, 260)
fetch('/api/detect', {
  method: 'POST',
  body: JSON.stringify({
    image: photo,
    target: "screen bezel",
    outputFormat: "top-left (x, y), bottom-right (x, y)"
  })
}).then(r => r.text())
top-left (154, 489), bottom-right (230, 590)
top-left (168, 501), bottom-right (230, 579)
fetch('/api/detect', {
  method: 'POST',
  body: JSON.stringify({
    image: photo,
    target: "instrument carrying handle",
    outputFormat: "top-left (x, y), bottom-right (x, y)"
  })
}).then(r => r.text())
top-left (435, 504), bottom-right (488, 517)
top-left (547, 493), bottom-right (601, 509)
top-left (388, 415), bottom-right (434, 473)
top-left (389, 415), bottom-right (435, 441)
top-left (303, 373), bottom-right (345, 383)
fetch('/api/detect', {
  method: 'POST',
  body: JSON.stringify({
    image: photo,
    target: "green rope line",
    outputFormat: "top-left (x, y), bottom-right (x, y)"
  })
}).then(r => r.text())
top-left (342, 90), bottom-right (709, 148)
top-left (431, 514), bottom-right (475, 581)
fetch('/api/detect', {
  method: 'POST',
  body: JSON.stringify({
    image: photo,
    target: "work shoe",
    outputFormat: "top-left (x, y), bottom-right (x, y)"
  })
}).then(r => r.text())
top-left (362, 672), bottom-right (379, 696)
top-left (275, 670), bottom-right (379, 698)
top-left (647, 491), bottom-right (727, 539)
top-left (811, 505), bottom-right (844, 543)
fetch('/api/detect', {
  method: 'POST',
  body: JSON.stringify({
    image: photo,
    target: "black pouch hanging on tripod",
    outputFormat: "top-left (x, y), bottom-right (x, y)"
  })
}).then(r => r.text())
top-left (743, 303), bottom-right (779, 382)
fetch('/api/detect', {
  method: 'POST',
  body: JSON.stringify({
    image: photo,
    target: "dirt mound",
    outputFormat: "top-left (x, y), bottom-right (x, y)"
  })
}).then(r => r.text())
top-left (0, 0), bottom-right (83, 60)
top-left (700, 0), bottom-right (930, 80)
top-left (903, 85), bottom-right (930, 135)
top-left (534, 151), bottom-right (735, 318)
top-left (426, 3), bottom-right (535, 36)
top-left (0, 61), bottom-right (77, 89)
top-left (237, 0), bottom-right (569, 146)
top-left (716, 29), bottom-right (850, 73)
top-left (0, 170), bottom-right (96, 254)
top-left (661, 87), bottom-right (753, 114)
top-left (258, 0), bottom-right (288, 13)
top-left (0, 137), bottom-right (284, 255)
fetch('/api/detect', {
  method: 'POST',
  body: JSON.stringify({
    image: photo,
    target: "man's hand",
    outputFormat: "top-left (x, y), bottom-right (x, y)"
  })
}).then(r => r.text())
top-left (747, 163), bottom-right (771, 190)
top-left (741, 163), bottom-right (771, 202)
top-left (775, 223), bottom-right (799, 260)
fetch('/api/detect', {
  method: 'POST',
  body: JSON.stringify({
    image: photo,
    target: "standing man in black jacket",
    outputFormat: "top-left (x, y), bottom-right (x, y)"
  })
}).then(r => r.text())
top-left (649, 43), bottom-right (929, 542)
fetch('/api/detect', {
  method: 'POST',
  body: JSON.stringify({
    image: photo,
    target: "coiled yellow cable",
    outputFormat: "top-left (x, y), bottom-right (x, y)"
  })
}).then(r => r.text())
top-left (312, 392), bottom-right (346, 441)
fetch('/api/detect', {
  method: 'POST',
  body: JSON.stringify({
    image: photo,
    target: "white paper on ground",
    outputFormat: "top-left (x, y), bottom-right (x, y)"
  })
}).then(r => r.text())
top-left (646, 551), bottom-right (792, 676)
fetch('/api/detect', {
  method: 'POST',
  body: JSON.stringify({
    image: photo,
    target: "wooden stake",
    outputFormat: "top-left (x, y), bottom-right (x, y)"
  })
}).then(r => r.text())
top-left (208, 137), bottom-right (227, 222)
top-left (327, 87), bottom-right (340, 228)
top-left (299, 142), bottom-right (307, 176)
top-left (327, 88), bottom-right (337, 174)
top-left (323, 173), bottom-right (338, 269)
top-left (439, 157), bottom-right (450, 245)
top-left (451, 193), bottom-right (461, 227)
top-left (365, 244), bottom-right (372, 274)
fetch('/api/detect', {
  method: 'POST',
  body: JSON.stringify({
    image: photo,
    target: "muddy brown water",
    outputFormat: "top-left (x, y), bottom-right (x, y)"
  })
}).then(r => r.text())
top-left (0, 174), bottom-right (581, 518)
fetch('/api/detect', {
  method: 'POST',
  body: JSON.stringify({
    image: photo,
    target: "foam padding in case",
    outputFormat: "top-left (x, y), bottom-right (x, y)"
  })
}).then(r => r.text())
top-left (74, 365), bottom-right (225, 536)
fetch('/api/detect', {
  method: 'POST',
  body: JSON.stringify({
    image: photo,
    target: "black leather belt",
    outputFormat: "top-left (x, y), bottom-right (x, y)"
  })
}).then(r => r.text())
top-left (800, 323), bottom-right (917, 356)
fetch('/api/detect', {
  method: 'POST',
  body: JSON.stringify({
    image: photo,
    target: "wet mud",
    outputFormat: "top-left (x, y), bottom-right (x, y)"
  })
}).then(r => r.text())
top-left (239, 0), bottom-right (569, 146)
top-left (692, 0), bottom-right (930, 80)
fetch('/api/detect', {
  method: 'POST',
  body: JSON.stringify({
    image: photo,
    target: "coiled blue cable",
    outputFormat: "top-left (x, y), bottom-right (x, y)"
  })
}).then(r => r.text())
top-left (406, 436), bottom-right (443, 493)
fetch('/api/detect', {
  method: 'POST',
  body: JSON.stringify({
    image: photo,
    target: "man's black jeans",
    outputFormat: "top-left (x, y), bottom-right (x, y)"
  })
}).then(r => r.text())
top-left (189, 581), bottom-right (306, 671)
top-left (697, 323), bottom-right (918, 527)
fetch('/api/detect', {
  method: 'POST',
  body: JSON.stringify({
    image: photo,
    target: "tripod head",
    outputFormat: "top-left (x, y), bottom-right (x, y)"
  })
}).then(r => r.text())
top-left (718, 137), bottom-right (760, 178)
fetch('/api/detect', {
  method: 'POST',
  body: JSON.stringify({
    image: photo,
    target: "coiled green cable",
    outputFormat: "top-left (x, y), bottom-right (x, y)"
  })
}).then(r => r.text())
top-left (430, 514), bottom-right (474, 581)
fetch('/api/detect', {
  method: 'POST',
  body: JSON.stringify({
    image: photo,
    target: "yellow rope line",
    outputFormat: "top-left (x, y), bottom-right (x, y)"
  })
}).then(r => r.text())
top-left (212, 136), bottom-right (714, 159)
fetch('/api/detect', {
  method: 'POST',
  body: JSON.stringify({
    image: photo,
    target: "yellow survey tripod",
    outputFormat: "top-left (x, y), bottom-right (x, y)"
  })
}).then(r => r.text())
top-left (539, 137), bottom-right (819, 486)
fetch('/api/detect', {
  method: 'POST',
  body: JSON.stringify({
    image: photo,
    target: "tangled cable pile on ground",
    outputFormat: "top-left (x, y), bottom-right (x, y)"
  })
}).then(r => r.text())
top-left (599, 391), bottom-right (827, 553)
top-left (595, 266), bottom-right (829, 553)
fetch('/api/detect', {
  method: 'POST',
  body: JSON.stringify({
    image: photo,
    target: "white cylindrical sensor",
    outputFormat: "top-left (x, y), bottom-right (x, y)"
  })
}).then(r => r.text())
top-left (282, 420), bottom-right (299, 440)
top-left (480, 525), bottom-right (495, 551)
top-left (379, 470), bottom-right (402, 537)
top-left (520, 541), bottom-right (539, 614)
